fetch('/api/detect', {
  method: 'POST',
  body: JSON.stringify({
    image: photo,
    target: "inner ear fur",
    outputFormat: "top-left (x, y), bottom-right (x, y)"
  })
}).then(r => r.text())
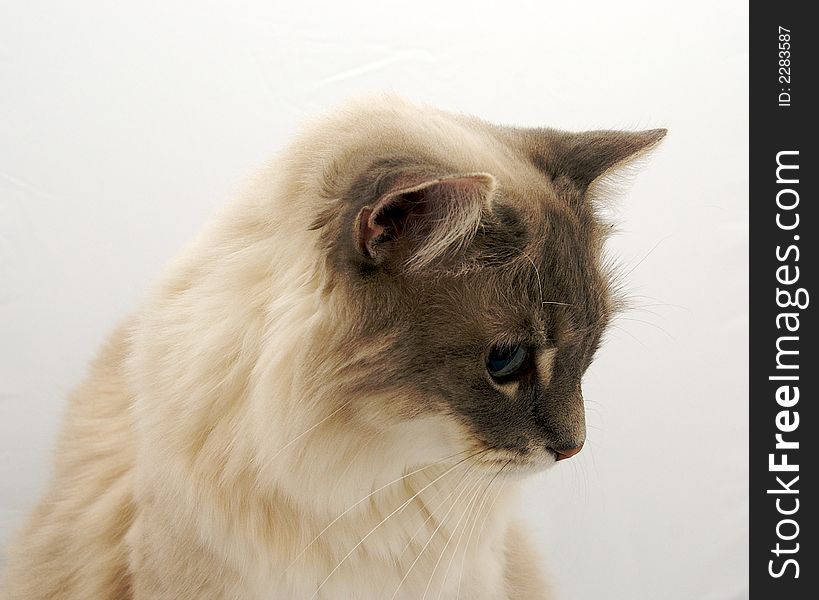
top-left (354, 172), bottom-right (496, 271)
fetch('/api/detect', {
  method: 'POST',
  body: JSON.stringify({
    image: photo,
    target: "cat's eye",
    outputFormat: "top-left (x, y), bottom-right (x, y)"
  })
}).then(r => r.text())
top-left (486, 344), bottom-right (529, 380)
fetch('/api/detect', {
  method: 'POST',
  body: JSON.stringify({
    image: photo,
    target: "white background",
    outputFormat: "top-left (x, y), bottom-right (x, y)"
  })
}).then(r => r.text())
top-left (0, 1), bottom-right (748, 598)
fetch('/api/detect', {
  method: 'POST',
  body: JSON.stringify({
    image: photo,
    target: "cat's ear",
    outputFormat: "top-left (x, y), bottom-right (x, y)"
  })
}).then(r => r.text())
top-left (527, 128), bottom-right (667, 189)
top-left (354, 173), bottom-right (496, 270)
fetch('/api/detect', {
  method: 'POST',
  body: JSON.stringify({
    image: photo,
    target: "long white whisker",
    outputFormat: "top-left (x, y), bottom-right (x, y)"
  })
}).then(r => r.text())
top-left (617, 316), bottom-right (675, 339)
top-left (309, 449), bottom-right (488, 600)
top-left (285, 449), bottom-right (469, 573)
top-left (493, 243), bottom-right (573, 308)
top-left (396, 461), bottom-right (476, 562)
top-left (522, 252), bottom-right (545, 306)
top-left (439, 465), bottom-right (499, 600)
top-left (425, 473), bottom-right (486, 600)
top-left (264, 399), bottom-right (352, 468)
top-left (390, 466), bottom-right (483, 600)
top-left (474, 463), bottom-right (509, 541)
top-left (457, 461), bottom-right (509, 599)
top-left (609, 323), bottom-right (649, 349)
top-left (619, 236), bottom-right (670, 280)
top-left (333, 433), bottom-right (374, 483)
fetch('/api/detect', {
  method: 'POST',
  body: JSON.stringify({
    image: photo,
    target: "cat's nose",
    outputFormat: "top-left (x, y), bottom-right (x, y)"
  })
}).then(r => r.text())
top-left (554, 442), bottom-right (584, 461)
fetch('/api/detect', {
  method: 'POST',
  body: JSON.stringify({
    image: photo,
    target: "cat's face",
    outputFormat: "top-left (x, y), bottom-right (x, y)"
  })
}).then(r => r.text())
top-left (310, 104), bottom-right (664, 472)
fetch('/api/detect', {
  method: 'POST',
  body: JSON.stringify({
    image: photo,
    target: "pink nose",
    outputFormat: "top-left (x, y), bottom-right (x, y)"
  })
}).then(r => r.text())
top-left (555, 442), bottom-right (584, 461)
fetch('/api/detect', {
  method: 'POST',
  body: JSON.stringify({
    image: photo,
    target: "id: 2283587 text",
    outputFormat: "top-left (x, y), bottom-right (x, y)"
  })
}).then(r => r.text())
top-left (778, 26), bottom-right (791, 107)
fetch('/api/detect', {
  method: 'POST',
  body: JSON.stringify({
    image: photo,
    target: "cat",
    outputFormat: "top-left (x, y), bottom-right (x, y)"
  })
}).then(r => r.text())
top-left (1, 96), bottom-right (664, 599)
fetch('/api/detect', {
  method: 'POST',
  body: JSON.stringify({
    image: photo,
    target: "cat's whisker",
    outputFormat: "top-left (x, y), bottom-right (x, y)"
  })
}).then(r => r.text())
top-left (472, 462), bottom-right (510, 544)
top-left (568, 460), bottom-right (583, 512)
top-left (390, 464), bottom-right (485, 600)
top-left (421, 474), bottom-right (486, 599)
top-left (619, 235), bottom-right (671, 280)
top-left (585, 438), bottom-right (603, 487)
top-left (309, 449), bottom-right (490, 600)
top-left (521, 252), bottom-right (545, 307)
top-left (457, 460), bottom-right (510, 599)
top-left (489, 242), bottom-right (587, 314)
top-left (262, 399), bottom-right (353, 471)
top-left (333, 433), bottom-right (377, 483)
top-left (616, 316), bottom-right (675, 340)
top-left (285, 448), bottom-right (470, 573)
top-left (434, 468), bottom-right (494, 600)
top-left (609, 323), bottom-right (649, 349)
top-left (396, 459), bottom-right (477, 562)
top-left (625, 305), bottom-right (667, 319)
top-left (626, 293), bottom-right (689, 311)
top-left (581, 458), bottom-right (592, 513)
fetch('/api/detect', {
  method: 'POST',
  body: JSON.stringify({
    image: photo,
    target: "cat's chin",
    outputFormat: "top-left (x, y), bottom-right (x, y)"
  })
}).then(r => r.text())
top-left (475, 450), bottom-right (559, 477)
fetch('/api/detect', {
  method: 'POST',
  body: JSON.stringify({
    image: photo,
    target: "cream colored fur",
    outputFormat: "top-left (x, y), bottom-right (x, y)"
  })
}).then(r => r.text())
top-left (1, 96), bottom-right (553, 599)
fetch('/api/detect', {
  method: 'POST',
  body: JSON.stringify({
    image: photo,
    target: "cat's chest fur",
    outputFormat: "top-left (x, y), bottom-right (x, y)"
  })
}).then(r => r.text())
top-left (141, 458), bottom-right (517, 599)
top-left (127, 419), bottom-right (518, 599)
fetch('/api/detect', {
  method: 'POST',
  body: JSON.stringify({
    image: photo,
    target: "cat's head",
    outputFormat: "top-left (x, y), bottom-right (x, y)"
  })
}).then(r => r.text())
top-left (302, 99), bottom-right (665, 473)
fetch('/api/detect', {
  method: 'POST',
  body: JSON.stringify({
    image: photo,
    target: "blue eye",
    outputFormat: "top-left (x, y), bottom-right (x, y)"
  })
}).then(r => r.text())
top-left (486, 344), bottom-right (529, 379)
